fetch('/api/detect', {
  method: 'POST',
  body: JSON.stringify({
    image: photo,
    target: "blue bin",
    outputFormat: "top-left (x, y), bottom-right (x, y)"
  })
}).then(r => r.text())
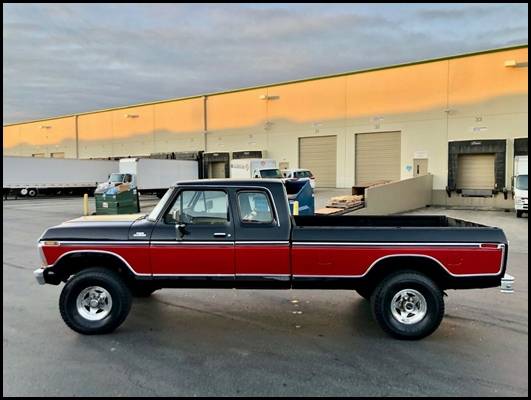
top-left (285, 179), bottom-right (315, 215)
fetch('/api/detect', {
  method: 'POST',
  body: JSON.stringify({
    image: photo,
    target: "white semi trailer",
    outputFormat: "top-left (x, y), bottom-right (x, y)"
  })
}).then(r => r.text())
top-left (2, 156), bottom-right (118, 198)
top-left (513, 155), bottom-right (528, 218)
top-left (103, 158), bottom-right (199, 197)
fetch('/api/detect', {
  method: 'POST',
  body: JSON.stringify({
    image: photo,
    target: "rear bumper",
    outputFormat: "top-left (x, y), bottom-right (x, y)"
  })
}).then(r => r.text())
top-left (500, 274), bottom-right (515, 293)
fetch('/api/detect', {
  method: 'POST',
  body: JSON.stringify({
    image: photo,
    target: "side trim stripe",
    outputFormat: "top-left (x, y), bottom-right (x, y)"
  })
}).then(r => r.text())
top-left (291, 242), bottom-right (492, 247)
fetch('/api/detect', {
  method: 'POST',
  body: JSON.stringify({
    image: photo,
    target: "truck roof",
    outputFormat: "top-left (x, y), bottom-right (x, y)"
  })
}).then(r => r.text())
top-left (173, 179), bottom-right (285, 188)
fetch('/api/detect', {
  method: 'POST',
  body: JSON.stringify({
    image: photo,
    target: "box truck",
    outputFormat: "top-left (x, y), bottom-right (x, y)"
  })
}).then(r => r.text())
top-left (101, 158), bottom-right (199, 197)
top-left (513, 155), bottom-right (528, 218)
top-left (230, 158), bottom-right (283, 179)
top-left (2, 156), bottom-right (118, 198)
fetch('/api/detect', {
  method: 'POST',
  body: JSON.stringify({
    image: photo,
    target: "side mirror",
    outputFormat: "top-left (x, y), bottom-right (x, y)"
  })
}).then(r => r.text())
top-left (171, 209), bottom-right (179, 222)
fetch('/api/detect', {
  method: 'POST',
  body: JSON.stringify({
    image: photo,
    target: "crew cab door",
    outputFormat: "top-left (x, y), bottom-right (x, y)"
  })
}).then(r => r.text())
top-left (149, 188), bottom-right (234, 281)
top-left (230, 188), bottom-right (291, 287)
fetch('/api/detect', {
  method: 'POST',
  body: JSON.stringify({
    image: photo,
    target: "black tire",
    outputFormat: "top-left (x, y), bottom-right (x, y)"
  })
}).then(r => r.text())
top-left (27, 188), bottom-right (37, 197)
top-left (59, 268), bottom-right (132, 335)
top-left (371, 271), bottom-right (444, 340)
top-left (516, 210), bottom-right (523, 218)
top-left (356, 287), bottom-right (373, 300)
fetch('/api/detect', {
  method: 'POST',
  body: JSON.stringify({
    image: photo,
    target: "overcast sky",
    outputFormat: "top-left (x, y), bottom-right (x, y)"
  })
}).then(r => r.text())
top-left (3, 3), bottom-right (528, 124)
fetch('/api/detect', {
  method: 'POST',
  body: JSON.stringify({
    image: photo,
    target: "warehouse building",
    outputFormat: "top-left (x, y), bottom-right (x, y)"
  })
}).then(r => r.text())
top-left (3, 44), bottom-right (528, 208)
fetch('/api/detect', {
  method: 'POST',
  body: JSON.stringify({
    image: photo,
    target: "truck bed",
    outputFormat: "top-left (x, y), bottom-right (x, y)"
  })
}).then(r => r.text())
top-left (292, 215), bottom-right (506, 244)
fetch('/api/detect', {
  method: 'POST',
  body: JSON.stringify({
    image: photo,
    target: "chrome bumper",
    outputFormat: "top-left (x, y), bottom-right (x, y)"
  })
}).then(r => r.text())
top-left (34, 267), bottom-right (46, 285)
top-left (500, 274), bottom-right (515, 293)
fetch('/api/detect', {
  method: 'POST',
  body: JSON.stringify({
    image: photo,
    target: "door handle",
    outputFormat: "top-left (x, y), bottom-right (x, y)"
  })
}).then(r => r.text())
top-left (213, 232), bottom-right (230, 238)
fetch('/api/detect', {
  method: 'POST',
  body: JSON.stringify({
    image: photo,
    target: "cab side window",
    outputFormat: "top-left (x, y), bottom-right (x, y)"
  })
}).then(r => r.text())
top-left (164, 190), bottom-right (228, 225)
top-left (238, 191), bottom-right (274, 224)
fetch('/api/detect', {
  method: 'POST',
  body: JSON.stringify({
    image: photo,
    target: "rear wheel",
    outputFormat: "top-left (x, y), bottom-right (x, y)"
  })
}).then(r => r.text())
top-left (516, 210), bottom-right (523, 218)
top-left (371, 271), bottom-right (444, 340)
top-left (59, 268), bottom-right (132, 334)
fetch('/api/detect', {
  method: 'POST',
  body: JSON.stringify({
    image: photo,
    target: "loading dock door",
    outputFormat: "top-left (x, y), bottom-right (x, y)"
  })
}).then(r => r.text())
top-left (299, 136), bottom-right (337, 187)
top-left (356, 131), bottom-right (401, 185)
top-left (210, 162), bottom-right (226, 178)
top-left (457, 154), bottom-right (495, 189)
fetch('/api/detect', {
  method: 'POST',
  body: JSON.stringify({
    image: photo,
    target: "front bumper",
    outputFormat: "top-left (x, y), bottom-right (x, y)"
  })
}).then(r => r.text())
top-left (34, 267), bottom-right (46, 285)
top-left (500, 273), bottom-right (515, 293)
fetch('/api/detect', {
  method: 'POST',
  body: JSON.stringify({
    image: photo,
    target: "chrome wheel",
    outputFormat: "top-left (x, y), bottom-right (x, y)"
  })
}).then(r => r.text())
top-left (76, 286), bottom-right (113, 321)
top-left (390, 289), bottom-right (427, 325)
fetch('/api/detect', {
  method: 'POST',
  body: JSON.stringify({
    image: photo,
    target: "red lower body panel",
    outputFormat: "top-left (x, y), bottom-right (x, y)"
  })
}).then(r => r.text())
top-left (235, 245), bottom-right (290, 275)
top-left (150, 244), bottom-right (234, 275)
top-left (42, 245), bottom-right (152, 275)
top-left (291, 246), bottom-right (503, 276)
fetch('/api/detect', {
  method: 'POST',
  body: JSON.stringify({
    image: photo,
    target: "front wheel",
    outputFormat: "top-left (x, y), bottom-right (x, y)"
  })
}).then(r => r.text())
top-left (371, 271), bottom-right (444, 340)
top-left (59, 268), bottom-right (132, 334)
top-left (516, 210), bottom-right (523, 218)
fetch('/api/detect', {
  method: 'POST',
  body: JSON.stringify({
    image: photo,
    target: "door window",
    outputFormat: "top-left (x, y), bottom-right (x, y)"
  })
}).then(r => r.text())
top-left (237, 192), bottom-right (274, 224)
top-left (165, 190), bottom-right (228, 225)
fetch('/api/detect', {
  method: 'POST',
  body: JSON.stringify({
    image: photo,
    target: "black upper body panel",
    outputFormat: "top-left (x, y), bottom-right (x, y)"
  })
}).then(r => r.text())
top-left (39, 180), bottom-right (507, 247)
top-left (292, 215), bottom-right (508, 244)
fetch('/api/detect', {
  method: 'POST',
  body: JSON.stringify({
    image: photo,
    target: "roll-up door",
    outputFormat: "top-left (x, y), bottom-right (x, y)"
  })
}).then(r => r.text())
top-left (457, 154), bottom-right (495, 189)
top-left (355, 131), bottom-right (401, 185)
top-left (210, 162), bottom-right (226, 178)
top-left (299, 136), bottom-right (337, 187)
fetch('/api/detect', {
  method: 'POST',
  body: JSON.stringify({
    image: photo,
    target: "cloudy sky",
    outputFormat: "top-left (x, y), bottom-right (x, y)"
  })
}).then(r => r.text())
top-left (3, 3), bottom-right (528, 124)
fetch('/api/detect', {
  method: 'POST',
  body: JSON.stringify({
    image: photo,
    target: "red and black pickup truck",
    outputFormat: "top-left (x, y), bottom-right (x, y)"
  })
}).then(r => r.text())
top-left (34, 179), bottom-right (514, 339)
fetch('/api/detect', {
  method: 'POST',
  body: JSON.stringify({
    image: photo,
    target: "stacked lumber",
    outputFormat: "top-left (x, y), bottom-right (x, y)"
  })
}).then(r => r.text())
top-left (326, 194), bottom-right (364, 209)
top-left (314, 194), bottom-right (365, 215)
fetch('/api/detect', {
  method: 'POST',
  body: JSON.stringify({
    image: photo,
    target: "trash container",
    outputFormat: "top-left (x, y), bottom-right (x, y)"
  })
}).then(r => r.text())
top-left (95, 185), bottom-right (139, 215)
top-left (284, 179), bottom-right (314, 215)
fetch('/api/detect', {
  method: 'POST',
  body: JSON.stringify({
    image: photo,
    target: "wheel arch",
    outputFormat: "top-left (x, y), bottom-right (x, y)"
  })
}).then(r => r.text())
top-left (51, 250), bottom-right (140, 285)
top-left (362, 255), bottom-right (451, 290)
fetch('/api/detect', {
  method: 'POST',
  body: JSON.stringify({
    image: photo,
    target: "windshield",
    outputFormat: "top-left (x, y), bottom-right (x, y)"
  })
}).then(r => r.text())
top-left (516, 175), bottom-right (528, 190)
top-left (109, 173), bottom-right (125, 183)
top-left (147, 188), bottom-right (173, 221)
top-left (295, 170), bottom-right (312, 178)
top-left (260, 169), bottom-right (283, 178)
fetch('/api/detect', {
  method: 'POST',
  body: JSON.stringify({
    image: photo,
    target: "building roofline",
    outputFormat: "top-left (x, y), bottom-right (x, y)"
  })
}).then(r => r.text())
top-left (3, 43), bottom-right (528, 127)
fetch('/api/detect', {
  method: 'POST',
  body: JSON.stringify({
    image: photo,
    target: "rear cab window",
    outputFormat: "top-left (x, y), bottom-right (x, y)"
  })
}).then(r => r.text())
top-left (237, 191), bottom-right (274, 224)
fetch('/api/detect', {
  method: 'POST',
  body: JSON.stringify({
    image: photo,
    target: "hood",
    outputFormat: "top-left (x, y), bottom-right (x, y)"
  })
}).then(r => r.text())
top-left (40, 213), bottom-right (147, 242)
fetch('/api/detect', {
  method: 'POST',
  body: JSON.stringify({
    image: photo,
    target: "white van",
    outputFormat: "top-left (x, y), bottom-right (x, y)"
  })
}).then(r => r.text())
top-left (230, 158), bottom-right (283, 179)
top-left (281, 168), bottom-right (316, 189)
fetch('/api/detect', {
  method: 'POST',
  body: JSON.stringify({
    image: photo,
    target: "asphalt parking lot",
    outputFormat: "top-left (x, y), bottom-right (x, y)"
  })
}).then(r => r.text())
top-left (3, 195), bottom-right (528, 396)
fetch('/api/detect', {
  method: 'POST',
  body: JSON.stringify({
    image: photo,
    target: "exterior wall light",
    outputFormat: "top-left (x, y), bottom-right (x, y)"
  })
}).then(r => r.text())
top-left (40, 125), bottom-right (52, 129)
top-left (125, 114), bottom-right (139, 118)
top-left (259, 95), bottom-right (280, 100)
top-left (504, 60), bottom-right (517, 67)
